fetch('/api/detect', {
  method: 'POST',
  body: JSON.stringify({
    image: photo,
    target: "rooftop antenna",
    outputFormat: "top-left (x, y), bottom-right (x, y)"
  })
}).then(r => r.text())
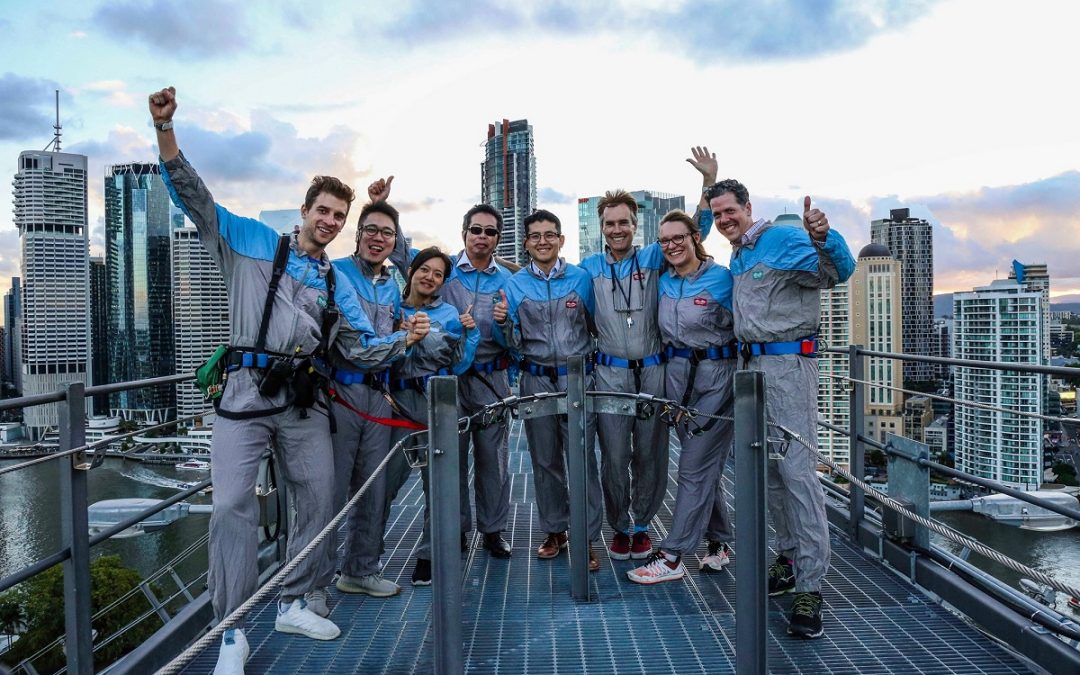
top-left (44, 89), bottom-right (62, 152)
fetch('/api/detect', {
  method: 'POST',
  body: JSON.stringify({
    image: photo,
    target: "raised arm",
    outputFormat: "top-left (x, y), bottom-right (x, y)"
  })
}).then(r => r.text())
top-left (149, 87), bottom-right (179, 162)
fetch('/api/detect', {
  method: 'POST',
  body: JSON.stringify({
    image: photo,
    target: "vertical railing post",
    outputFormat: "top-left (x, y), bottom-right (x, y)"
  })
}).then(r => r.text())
top-left (59, 381), bottom-right (93, 675)
top-left (428, 376), bottom-right (463, 675)
top-left (734, 370), bottom-right (767, 675)
top-left (848, 344), bottom-right (866, 535)
top-left (565, 355), bottom-right (590, 601)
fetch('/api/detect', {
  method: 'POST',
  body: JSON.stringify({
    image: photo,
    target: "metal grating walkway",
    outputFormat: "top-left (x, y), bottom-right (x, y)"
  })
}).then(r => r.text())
top-left (180, 421), bottom-right (1035, 674)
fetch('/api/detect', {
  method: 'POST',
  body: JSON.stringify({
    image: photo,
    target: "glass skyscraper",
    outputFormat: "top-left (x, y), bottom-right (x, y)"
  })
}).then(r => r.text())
top-left (482, 119), bottom-right (536, 266)
top-left (104, 163), bottom-right (175, 422)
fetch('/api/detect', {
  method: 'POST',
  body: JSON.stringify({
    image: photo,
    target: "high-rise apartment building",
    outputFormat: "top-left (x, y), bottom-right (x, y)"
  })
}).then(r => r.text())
top-left (14, 150), bottom-right (90, 439)
top-left (870, 207), bottom-right (934, 384)
top-left (482, 119), bottom-right (536, 266)
top-left (953, 279), bottom-right (1044, 491)
top-left (577, 190), bottom-right (685, 259)
top-left (172, 226), bottom-right (229, 426)
top-left (104, 163), bottom-right (175, 422)
top-left (1008, 261), bottom-right (1050, 362)
top-left (817, 279), bottom-right (850, 468)
top-left (89, 257), bottom-right (109, 415)
top-left (850, 243), bottom-right (905, 444)
top-left (2, 277), bottom-right (20, 393)
top-left (930, 319), bottom-right (951, 380)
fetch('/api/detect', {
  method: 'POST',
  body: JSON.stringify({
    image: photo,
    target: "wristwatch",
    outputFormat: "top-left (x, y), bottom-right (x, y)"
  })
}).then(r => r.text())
top-left (155, 120), bottom-right (174, 132)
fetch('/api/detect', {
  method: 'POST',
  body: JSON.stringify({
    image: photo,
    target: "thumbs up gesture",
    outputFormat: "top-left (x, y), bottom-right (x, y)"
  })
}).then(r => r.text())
top-left (459, 304), bottom-right (476, 331)
top-left (368, 175), bottom-right (394, 203)
top-left (492, 290), bottom-right (509, 324)
top-left (803, 196), bottom-right (829, 242)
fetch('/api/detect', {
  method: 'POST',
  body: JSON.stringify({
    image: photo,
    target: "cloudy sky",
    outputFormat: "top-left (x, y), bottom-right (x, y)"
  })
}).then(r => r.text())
top-left (2, 0), bottom-right (1079, 315)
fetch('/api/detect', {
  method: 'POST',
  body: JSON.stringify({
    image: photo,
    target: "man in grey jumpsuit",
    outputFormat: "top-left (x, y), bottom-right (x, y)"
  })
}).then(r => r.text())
top-left (494, 210), bottom-right (605, 570)
top-left (318, 191), bottom-right (429, 604)
top-left (710, 180), bottom-right (855, 639)
top-left (579, 148), bottom-right (718, 559)
top-left (150, 87), bottom-right (426, 675)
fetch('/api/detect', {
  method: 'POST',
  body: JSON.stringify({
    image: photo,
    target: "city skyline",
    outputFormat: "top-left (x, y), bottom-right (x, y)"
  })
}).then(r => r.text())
top-left (1, 0), bottom-right (1080, 321)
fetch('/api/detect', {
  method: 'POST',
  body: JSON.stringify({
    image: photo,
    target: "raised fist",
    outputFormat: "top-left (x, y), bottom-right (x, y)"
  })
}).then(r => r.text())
top-left (148, 87), bottom-right (177, 124)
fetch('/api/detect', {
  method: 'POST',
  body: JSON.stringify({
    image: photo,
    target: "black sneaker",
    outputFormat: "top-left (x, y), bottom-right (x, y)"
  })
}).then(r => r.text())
top-left (767, 555), bottom-right (796, 596)
top-left (787, 591), bottom-right (824, 639)
top-left (411, 558), bottom-right (432, 586)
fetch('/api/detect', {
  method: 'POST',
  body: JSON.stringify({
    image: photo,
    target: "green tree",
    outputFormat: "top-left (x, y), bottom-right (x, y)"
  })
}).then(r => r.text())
top-left (868, 448), bottom-right (887, 468)
top-left (1052, 462), bottom-right (1078, 486)
top-left (0, 555), bottom-right (162, 672)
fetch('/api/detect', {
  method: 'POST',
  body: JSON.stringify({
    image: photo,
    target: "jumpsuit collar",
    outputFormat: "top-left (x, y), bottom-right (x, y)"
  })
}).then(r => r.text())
top-left (455, 250), bottom-right (498, 274)
top-left (528, 257), bottom-right (565, 281)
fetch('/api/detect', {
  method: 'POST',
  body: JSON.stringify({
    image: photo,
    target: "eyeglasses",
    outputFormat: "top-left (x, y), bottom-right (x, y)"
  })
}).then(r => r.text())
top-left (526, 231), bottom-right (561, 243)
top-left (468, 225), bottom-right (500, 237)
top-left (657, 233), bottom-right (692, 248)
top-left (361, 224), bottom-right (396, 240)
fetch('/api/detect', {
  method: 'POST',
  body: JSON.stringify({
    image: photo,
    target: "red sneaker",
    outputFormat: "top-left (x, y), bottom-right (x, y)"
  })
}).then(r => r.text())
top-left (630, 531), bottom-right (653, 559)
top-left (608, 532), bottom-right (632, 560)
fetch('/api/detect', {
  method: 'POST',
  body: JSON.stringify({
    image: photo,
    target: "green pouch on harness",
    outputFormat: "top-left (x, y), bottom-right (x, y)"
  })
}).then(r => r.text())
top-left (195, 344), bottom-right (229, 401)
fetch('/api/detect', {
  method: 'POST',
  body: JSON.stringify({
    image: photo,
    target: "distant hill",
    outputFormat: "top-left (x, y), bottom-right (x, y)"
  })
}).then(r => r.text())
top-left (935, 292), bottom-right (1080, 318)
top-left (934, 293), bottom-right (953, 318)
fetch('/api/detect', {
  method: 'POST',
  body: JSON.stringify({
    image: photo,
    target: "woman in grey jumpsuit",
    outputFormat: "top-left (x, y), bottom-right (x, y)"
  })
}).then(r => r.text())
top-left (628, 210), bottom-right (737, 585)
top-left (381, 247), bottom-right (480, 585)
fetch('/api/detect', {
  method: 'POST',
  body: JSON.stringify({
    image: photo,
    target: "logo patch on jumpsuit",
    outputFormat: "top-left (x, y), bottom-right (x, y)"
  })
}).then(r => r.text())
top-left (565, 300), bottom-right (578, 309)
top-left (317, 295), bottom-right (328, 308)
top-left (693, 297), bottom-right (708, 306)
top-left (752, 270), bottom-right (765, 280)
top-left (632, 271), bottom-right (646, 281)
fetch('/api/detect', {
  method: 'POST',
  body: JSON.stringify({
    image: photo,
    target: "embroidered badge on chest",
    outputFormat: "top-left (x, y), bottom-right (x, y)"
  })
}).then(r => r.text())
top-left (565, 299), bottom-right (578, 309)
top-left (317, 295), bottom-right (328, 308)
top-left (752, 270), bottom-right (765, 280)
top-left (693, 297), bottom-right (708, 306)
top-left (632, 271), bottom-right (646, 281)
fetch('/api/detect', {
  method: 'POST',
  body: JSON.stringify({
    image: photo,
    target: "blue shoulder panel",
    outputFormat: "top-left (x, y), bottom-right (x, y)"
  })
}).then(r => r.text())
top-left (729, 226), bottom-right (818, 276)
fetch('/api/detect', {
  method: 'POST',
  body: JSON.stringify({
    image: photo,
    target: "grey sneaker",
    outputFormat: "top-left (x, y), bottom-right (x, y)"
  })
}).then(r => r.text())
top-left (305, 586), bottom-right (330, 618)
top-left (336, 572), bottom-right (401, 597)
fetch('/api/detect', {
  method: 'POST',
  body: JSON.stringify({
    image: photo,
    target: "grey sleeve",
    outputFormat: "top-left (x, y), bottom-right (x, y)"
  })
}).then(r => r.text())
top-left (161, 154), bottom-right (229, 272)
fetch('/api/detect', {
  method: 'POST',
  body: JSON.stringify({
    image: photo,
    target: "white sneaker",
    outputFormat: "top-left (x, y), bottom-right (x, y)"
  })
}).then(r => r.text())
top-left (626, 551), bottom-right (686, 585)
top-left (700, 542), bottom-right (731, 573)
top-left (213, 627), bottom-right (249, 675)
top-left (274, 599), bottom-right (341, 640)
top-left (305, 587), bottom-right (330, 618)
top-left (336, 572), bottom-right (401, 597)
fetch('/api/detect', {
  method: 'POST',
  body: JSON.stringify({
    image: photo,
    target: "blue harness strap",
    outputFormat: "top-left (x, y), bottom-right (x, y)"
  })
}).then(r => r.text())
top-left (472, 355), bottom-right (513, 374)
top-left (594, 350), bottom-right (666, 369)
top-left (327, 366), bottom-right (390, 388)
top-left (519, 358), bottom-right (595, 380)
top-left (664, 344), bottom-right (738, 362)
top-left (739, 336), bottom-right (817, 359)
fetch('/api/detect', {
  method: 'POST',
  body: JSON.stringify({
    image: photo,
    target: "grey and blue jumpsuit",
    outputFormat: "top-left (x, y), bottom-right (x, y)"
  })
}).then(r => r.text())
top-left (160, 153), bottom-right (390, 623)
top-left (730, 220), bottom-right (855, 593)
top-left (495, 260), bottom-right (604, 541)
top-left (578, 210), bottom-right (711, 536)
top-left (317, 256), bottom-right (409, 586)
top-left (383, 298), bottom-right (480, 559)
top-left (440, 254), bottom-right (515, 537)
top-left (656, 259), bottom-right (737, 556)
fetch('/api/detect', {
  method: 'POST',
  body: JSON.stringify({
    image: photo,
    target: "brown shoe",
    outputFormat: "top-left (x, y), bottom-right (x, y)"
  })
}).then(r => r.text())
top-left (537, 532), bottom-right (568, 559)
top-left (588, 546), bottom-right (600, 572)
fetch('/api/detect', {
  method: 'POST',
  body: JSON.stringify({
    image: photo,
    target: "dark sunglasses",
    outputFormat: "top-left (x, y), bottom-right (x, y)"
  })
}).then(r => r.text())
top-left (468, 225), bottom-right (500, 237)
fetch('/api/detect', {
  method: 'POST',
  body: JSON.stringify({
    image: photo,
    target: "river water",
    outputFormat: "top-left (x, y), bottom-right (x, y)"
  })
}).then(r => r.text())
top-left (0, 457), bottom-right (212, 586)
